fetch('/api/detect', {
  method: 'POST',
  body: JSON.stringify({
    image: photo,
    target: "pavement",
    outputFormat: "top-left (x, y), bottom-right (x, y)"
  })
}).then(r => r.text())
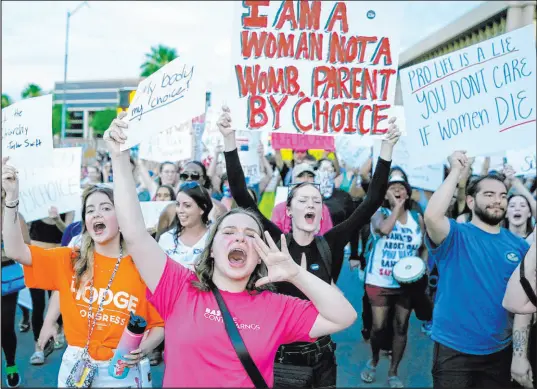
top-left (2, 256), bottom-right (433, 387)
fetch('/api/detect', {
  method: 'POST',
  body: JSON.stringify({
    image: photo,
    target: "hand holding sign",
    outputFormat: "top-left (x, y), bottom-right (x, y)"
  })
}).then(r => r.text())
top-left (502, 164), bottom-right (516, 188)
top-left (448, 151), bottom-right (469, 174)
top-left (48, 206), bottom-right (60, 220)
top-left (103, 112), bottom-right (129, 157)
top-left (1, 157), bottom-right (19, 201)
top-left (217, 106), bottom-right (234, 138)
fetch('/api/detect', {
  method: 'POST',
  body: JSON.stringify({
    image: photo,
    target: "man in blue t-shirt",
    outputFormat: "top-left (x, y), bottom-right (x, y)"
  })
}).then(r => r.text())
top-left (424, 151), bottom-right (530, 388)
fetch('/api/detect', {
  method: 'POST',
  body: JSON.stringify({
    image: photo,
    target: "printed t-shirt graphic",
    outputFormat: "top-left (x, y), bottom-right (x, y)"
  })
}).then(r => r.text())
top-left (23, 246), bottom-right (164, 360)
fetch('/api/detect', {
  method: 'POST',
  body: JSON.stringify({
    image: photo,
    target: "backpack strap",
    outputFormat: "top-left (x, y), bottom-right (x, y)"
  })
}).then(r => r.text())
top-left (520, 253), bottom-right (537, 308)
top-left (314, 236), bottom-right (333, 279)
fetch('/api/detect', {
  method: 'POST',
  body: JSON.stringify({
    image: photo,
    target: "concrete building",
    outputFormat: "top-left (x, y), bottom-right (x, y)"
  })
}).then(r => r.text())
top-left (53, 79), bottom-right (140, 138)
top-left (394, 0), bottom-right (536, 105)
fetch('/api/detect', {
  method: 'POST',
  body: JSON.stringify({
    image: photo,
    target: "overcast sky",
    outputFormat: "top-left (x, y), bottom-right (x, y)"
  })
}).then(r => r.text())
top-left (2, 1), bottom-right (483, 101)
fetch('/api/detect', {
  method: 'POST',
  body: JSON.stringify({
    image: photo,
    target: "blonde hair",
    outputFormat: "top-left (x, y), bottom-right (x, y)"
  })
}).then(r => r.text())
top-left (72, 185), bottom-right (123, 289)
top-left (192, 208), bottom-right (273, 293)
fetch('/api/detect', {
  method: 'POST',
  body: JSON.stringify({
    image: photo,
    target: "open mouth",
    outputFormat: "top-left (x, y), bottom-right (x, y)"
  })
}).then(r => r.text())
top-left (93, 222), bottom-right (106, 235)
top-left (228, 248), bottom-right (247, 268)
top-left (305, 212), bottom-right (316, 225)
top-left (513, 213), bottom-right (522, 220)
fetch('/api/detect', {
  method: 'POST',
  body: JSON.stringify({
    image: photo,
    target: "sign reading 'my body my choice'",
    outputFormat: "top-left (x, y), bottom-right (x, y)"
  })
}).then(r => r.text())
top-left (2, 94), bottom-right (53, 168)
top-left (401, 24), bottom-right (536, 167)
top-left (230, 0), bottom-right (402, 136)
top-left (121, 57), bottom-right (206, 151)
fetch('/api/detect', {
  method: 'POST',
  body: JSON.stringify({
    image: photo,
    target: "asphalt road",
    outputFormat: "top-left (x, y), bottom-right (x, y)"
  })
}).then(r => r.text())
top-left (2, 256), bottom-right (433, 387)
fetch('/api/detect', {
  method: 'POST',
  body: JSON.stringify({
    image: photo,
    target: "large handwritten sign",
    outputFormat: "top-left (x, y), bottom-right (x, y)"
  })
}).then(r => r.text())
top-left (2, 94), bottom-right (53, 168)
top-left (18, 147), bottom-right (82, 222)
top-left (121, 57), bottom-right (206, 151)
top-left (507, 147), bottom-right (536, 176)
top-left (138, 121), bottom-right (193, 162)
top-left (229, 1), bottom-right (402, 135)
top-left (271, 133), bottom-right (335, 151)
top-left (401, 24), bottom-right (536, 167)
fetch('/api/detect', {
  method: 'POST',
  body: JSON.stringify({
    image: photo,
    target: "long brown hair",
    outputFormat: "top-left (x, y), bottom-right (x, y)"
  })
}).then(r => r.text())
top-left (192, 208), bottom-right (273, 293)
top-left (72, 185), bottom-right (123, 289)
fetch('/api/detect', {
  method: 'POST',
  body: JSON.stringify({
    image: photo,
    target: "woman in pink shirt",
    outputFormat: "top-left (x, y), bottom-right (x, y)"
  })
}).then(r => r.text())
top-left (103, 114), bottom-right (357, 388)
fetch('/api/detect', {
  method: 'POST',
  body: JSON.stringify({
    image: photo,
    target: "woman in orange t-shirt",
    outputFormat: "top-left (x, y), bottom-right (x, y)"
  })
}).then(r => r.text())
top-left (2, 157), bottom-right (164, 388)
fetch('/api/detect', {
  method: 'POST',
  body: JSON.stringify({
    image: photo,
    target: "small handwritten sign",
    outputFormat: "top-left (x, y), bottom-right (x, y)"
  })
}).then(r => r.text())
top-left (2, 94), bottom-right (53, 168)
top-left (271, 133), bottom-right (335, 151)
top-left (237, 130), bottom-right (262, 185)
top-left (229, 1), bottom-right (402, 135)
top-left (335, 135), bottom-right (372, 169)
top-left (18, 147), bottom-right (82, 222)
top-left (138, 121), bottom-right (193, 162)
top-left (140, 201), bottom-right (174, 229)
top-left (401, 24), bottom-right (536, 167)
top-left (120, 57), bottom-right (206, 151)
top-left (507, 147), bottom-right (536, 176)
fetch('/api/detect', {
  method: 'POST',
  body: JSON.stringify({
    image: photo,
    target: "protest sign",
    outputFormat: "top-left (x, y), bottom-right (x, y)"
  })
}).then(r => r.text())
top-left (271, 133), bottom-right (335, 151)
top-left (229, 1), bottom-right (402, 135)
top-left (335, 135), bottom-right (372, 169)
top-left (18, 147), bottom-right (82, 222)
top-left (138, 121), bottom-right (193, 162)
top-left (507, 147), bottom-right (536, 176)
top-left (120, 57), bottom-right (206, 151)
top-left (471, 152), bottom-right (505, 174)
top-left (400, 24), bottom-right (536, 167)
top-left (236, 130), bottom-right (262, 184)
top-left (274, 186), bottom-right (288, 206)
top-left (140, 201), bottom-right (174, 229)
top-left (2, 94), bottom-right (53, 168)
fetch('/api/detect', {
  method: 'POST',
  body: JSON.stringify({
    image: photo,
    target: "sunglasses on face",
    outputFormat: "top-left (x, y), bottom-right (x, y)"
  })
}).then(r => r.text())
top-left (180, 172), bottom-right (201, 181)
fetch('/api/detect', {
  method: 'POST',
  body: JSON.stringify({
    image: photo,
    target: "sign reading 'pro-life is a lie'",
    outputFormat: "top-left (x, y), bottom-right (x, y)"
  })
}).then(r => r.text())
top-left (401, 24), bottom-right (536, 167)
top-left (2, 94), bottom-right (54, 168)
top-left (230, 0), bottom-right (402, 136)
top-left (120, 57), bottom-right (206, 151)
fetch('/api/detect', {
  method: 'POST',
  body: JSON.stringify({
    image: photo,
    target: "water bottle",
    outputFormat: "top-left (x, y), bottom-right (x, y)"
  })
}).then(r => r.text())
top-left (108, 312), bottom-right (147, 379)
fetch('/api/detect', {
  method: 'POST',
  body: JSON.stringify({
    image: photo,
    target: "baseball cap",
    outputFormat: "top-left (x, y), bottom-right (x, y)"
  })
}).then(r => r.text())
top-left (293, 163), bottom-right (316, 182)
top-left (388, 175), bottom-right (412, 195)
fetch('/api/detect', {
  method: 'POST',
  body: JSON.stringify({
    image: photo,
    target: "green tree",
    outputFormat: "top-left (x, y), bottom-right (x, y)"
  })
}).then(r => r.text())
top-left (2, 94), bottom-right (12, 108)
top-left (140, 45), bottom-right (178, 77)
top-left (52, 104), bottom-right (71, 136)
top-left (21, 83), bottom-right (43, 99)
top-left (90, 109), bottom-right (117, 136)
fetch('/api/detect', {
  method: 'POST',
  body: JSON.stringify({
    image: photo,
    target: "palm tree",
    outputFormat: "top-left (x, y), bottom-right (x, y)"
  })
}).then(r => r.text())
top-left (21, 84), bottom-right (43, 99)
top-left (2, 94), bottom-right (12, 108)
top-left (140, 45), bottom-right (178, 77)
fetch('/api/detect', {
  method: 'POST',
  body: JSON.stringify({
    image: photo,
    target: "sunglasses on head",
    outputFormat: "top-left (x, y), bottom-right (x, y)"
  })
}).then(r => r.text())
top-left (180, 181), bottom-right (201, 191)
top-left (287, 182), bottom-right (321, 200)
top-left (180, 172), bottom-right (201, 181)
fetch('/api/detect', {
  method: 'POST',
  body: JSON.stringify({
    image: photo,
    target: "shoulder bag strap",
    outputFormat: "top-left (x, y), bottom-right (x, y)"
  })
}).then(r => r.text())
top-left (314, 236), bottom-right (333, 277)
top-left (519, 253), bottom-right (537, 308)
top-left (210, 284), bottom-right (268, 388)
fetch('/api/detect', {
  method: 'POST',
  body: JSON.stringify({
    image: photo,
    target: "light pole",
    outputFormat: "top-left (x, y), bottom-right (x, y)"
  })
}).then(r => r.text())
top-left (60, 1), bottom-right (89, 140)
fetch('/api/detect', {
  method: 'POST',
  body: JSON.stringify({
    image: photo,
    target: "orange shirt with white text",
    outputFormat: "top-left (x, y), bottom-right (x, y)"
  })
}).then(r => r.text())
top-left (23, 245), bottom-right (164, 361)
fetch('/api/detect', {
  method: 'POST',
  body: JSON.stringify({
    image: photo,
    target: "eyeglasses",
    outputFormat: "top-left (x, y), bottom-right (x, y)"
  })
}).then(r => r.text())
top-left (180, 181), bottom-right (200, 191)
top-left (180, 172), bottom-right (201, 181)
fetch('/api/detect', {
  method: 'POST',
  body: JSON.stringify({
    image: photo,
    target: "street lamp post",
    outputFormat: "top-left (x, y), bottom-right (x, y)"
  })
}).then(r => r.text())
top-left (60, 1), bottom-right (89, 141)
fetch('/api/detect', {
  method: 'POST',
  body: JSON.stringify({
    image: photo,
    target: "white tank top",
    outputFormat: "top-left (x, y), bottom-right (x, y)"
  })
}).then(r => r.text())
top-left (158, 228), bottom-right (208, 271)
top-left (365, 209), bottom-right (423, 288)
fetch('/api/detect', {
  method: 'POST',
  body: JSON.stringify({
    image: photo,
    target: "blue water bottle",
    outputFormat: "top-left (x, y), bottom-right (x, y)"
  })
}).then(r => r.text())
top-left (108, 312), bottom-right (147, 379)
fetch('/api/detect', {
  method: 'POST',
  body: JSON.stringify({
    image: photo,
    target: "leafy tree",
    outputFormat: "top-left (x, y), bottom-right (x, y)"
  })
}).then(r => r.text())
top-left (21, 83), bottom-right (43, 99)
top-left (90, 109), bottom-right (117, 136)
top-left (2, 94), bottom-right (12, 108)
top-left (140, 45), bottom-right (178, 77)
top-left (52, 104), bottom-right (71, 136)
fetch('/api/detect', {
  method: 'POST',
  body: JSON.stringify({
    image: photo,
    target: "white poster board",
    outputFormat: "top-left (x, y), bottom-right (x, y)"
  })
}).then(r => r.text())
top-left (274, 186), bottom-right (288, 206)
top-left (228, 1), bottom-right (402, 136)
top-left (236, 130), bottom-right (262, 185)
top-left (400, 25), bottom-right (536, 167)
top-left (121, 57), bottom-right (206, 150)
top-left (2, 94), bottom-right (54, 168)
top-left (138, 121), bottom-right (193, 162)
top-left (140, 201), bottom-right (174, 229)
top-left (471, 152), bottom-right (505, 174)
top-left (507, 147), bottom-right (536, 176)
top-left (18, 147), bottom-right (82, 222)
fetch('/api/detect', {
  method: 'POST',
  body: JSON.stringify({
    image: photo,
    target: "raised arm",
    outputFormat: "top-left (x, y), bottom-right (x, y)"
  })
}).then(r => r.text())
top-left (2, 158), bottom-right (32, 265)
top-left (503, 239), bottom-right (536, 314)
top-left (104, 115), bottom-right (166, 292)
top-left (424, 151), bottom-right (469, 246)
top-left (504, 164), bottom-right (537, 218)
top-left (218, 107), bottom-right (281, 239)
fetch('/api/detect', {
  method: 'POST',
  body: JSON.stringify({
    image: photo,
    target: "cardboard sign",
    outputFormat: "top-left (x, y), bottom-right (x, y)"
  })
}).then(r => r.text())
top-left (507, 147), bottom-right (536, 176)
top-left (138, 121), bottom-right (193, 162)
top-left (400, 24), bottom-right (537, 167)
top-left (335, 135), bottom-right (373, 169)
top-left (18, 147), bottom-right (82, 222)
top-left (229, 1), bottom-right (402, 135)
top-left (140, 201), bottom-right (174, 229)
top-left (121, 57), bottom-right (206, 150)
top-left (271, 133), bottom-right (335, 151)
top-left (2, 94), bottom-right (53, 168)
top-left (237, 130), bottom-right (262, 185)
